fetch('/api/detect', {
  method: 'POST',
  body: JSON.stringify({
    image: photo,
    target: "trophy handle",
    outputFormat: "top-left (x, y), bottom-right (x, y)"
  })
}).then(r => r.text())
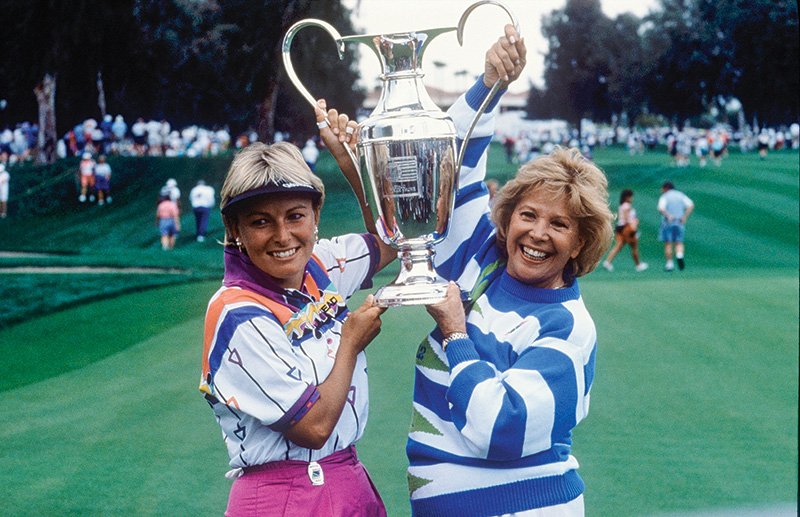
top-left (282, 19), bottom-right (376, 233)
top-left (282, 19), bottom-right (345, 109)
top-left (454, 1), bottom-right (520, 177)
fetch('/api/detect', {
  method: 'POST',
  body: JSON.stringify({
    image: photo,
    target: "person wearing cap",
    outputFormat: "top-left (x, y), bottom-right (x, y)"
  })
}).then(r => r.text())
top-left (160, 178), bottom-right (181, 211)
top-left (200, 137), bottom-right (395, 516)
top-left (78, 152), bottom-right (96, 202)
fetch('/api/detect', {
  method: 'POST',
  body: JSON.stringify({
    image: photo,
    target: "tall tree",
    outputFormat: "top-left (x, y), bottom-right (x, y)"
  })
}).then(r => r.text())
top-left (33, 74), bottom-right (57, 164)
top-left (0, 0), bottom-right (139, 136)
top-left (642, 0), bottom-right (732, 125)
top-left (540, 0), bottom-right (614, 130)
top-left (711, 0), bottom-right (799, 125)
top-left (604, 13), bottom-right (649, 126)
top-left (0, 0), bottom-right (362, 142)
top-left (131, 0), bottom-right (363, 140)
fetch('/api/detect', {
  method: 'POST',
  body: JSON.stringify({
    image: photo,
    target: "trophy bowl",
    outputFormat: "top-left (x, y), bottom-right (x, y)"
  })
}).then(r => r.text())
top-left (282, 1), bottom-right (518, 306)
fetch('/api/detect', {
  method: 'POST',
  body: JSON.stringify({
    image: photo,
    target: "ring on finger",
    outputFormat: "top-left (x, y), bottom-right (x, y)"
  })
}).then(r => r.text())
top-left (317, 120), bottom-right (330, 129)
top-left (345, 126), bottom-right (355, 134)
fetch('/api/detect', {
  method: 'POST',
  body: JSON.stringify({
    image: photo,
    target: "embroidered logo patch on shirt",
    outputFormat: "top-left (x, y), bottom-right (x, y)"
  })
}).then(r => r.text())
top-left (283, 290), bottom-right (347, 342)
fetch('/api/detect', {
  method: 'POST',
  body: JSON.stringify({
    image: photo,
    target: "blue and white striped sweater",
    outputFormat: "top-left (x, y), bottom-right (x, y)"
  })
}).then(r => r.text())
top-left (407, 79), bottom-right (596, 516)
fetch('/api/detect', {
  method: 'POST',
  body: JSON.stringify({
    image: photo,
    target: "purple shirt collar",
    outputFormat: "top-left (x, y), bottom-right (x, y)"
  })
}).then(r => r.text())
top-left (223, 247), bottom-right (312, 312)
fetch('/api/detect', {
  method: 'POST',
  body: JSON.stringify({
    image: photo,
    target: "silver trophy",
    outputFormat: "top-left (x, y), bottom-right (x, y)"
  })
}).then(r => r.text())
top-left (283, 1), bottom-right (518, 306)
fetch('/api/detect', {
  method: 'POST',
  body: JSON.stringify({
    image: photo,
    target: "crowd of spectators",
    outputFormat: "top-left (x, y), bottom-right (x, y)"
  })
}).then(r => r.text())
top-left (497, 121), bottom-right (800, 167)
top-left (0, 115), bottom-right (253, 169)
top-left (2, 113), bottom-right (798, 173)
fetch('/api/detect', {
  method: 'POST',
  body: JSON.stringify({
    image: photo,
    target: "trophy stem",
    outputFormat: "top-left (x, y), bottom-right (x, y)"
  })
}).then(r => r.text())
top-left (373, 239), bottom-right (450, 307)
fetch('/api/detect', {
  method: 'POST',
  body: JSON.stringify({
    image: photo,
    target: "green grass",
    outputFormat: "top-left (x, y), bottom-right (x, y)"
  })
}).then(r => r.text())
top-left (0, 144), bottom-right (797, 516)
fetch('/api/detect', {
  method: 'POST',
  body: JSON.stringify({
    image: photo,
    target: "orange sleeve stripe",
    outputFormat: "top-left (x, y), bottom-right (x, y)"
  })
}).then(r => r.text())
top-left (201, 288), bottom-right (294, 376)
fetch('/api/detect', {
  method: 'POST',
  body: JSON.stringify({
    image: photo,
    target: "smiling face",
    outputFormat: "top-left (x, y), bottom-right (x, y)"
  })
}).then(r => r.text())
top-left (232, 194), bottom-right (319, 291)
top-left (504, 188), bottom-right (584, 289)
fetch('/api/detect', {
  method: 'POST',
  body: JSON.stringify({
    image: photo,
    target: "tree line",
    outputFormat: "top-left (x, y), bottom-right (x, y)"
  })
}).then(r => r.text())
top-left (0, 0), bottom-right (797, 162)
top-left (0, 0), bottom-right (362, 161)
top-left (534, 0), bottom-right (798, 130)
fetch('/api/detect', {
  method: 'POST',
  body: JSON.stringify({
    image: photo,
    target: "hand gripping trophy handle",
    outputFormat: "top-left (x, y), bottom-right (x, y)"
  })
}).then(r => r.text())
top-left (283, 1), bottom-right (519, 306)
top-left (281, 20), bottom-right (377, 233)
top-left (455, 1), bottom-right (520, 171)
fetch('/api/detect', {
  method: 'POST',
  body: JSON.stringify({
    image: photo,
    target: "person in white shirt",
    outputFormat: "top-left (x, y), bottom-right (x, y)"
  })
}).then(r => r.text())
top-left (658, 181), bottom-right (694, 271)
top-left (0, 163), bottom-right (10, 218)
top-left (189, 179), bottom-right (215, 242)
top-left (302, 138), bottom-right (320, 171)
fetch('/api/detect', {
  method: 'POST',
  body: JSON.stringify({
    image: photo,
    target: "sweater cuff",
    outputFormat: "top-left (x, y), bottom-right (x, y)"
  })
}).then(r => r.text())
top-left (445, 337), bottom-right (480, 366)
top-left (464, 74), bottom-right (506, 113)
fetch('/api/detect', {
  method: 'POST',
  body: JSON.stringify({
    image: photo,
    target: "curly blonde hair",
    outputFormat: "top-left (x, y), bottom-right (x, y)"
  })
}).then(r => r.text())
top-left (490, 146), bottom-right (613, 279)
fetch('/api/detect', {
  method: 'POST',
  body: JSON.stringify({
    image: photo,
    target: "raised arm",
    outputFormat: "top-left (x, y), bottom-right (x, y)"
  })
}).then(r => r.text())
top-left (433, 25), bottom-right (527, 275)
top-left (314, 100), bottom-right (396, 272)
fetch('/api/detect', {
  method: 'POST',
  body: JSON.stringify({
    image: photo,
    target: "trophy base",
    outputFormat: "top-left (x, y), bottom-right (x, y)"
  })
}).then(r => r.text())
top-left (372, 240), bottom-right (467, 307)
top-left (373, 277), bottom-right (451, 307)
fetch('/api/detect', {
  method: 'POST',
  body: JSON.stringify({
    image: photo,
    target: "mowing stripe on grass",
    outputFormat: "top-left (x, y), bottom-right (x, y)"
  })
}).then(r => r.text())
top-left (0, 281), bottom-right (219, 391)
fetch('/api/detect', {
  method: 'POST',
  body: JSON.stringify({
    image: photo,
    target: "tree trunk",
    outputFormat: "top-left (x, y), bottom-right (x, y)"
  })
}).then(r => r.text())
top-left (97, 71), bottom-right (107, 120)
top-left (256, 0), bottom-right (312, 143)
top-left (34, 74), bottom-right (58, 165)
top-left (257, 82), bottom-right (278, 143)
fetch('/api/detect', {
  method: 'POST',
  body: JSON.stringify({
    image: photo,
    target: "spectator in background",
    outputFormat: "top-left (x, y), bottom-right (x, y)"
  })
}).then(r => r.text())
top-left (189, 179), bottom-right (215, 242)
top-left (603, 189), bottom-right (648, 272)
top-left (94, 155), bottom-right (112, 205)
top-left (658, 181), bottom-right (694, 271)
top-left (502, 135), bottom-right (515, 163)
top-left (0, 126), bottom-right (13, 157)
top-left (0, 163), bottom-right (9, 218)
top-left (78, 152), bottom-right (96, 203)
top-left (91, 126), bottom-right (104, 156)
top-left (711, 131), bottom-right (726, 166)
top-left (790, 123), bottom-right (799, 149)
top-left (111, 115), bottom-right (127, 142)
top-left (301, 138), bottom-right (319, 171)
top-left (147, 120), bottom-right (163, 155)
top-left (131, 118), bottom-right (148, 155)
top-left (156, 193), bottom-right (180, 250)
top-left (82, 119), bottom-right (98, 153)
top-left (100, 114), bottom-right (113, 153)
top-left (757, 129), bottom-right (770, 159)
top-left (66, 129), bottom-right (78, 156)
top-left (160, 178), bottom-right (181, 211)
top-left (694, 133), bottom-right (709, 167)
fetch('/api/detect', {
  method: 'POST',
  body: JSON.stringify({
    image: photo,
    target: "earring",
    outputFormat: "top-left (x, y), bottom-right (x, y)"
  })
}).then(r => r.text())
top-left (314, 227), bottom-right (319, 240)
top-left (235, 238), bottom-right (243, 252)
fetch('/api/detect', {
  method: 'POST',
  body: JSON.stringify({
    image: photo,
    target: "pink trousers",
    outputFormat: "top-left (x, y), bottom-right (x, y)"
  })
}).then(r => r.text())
top-left (225, 446), bottom-right (386, 516)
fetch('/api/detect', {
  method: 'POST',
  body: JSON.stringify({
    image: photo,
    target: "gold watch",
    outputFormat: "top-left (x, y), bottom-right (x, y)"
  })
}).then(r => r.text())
top-left (442, 332), bottom-right (470, 351)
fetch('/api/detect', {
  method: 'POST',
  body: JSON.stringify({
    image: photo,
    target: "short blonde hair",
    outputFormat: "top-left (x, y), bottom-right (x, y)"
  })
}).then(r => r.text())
top-left (220, 142), bottom-right (325, 246)
top-left (491, 146), bottom-right (613, 279)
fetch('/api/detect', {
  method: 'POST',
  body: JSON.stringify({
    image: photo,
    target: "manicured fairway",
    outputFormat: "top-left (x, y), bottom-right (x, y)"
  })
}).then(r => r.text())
top-left (0, 145), bottom-right (796, 515)
top-left (0, 270), bottom-right (795, 516)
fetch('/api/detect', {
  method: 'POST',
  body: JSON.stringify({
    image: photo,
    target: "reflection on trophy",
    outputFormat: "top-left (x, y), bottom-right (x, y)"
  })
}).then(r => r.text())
top-left (283, 1), bottom-right (518, 306)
